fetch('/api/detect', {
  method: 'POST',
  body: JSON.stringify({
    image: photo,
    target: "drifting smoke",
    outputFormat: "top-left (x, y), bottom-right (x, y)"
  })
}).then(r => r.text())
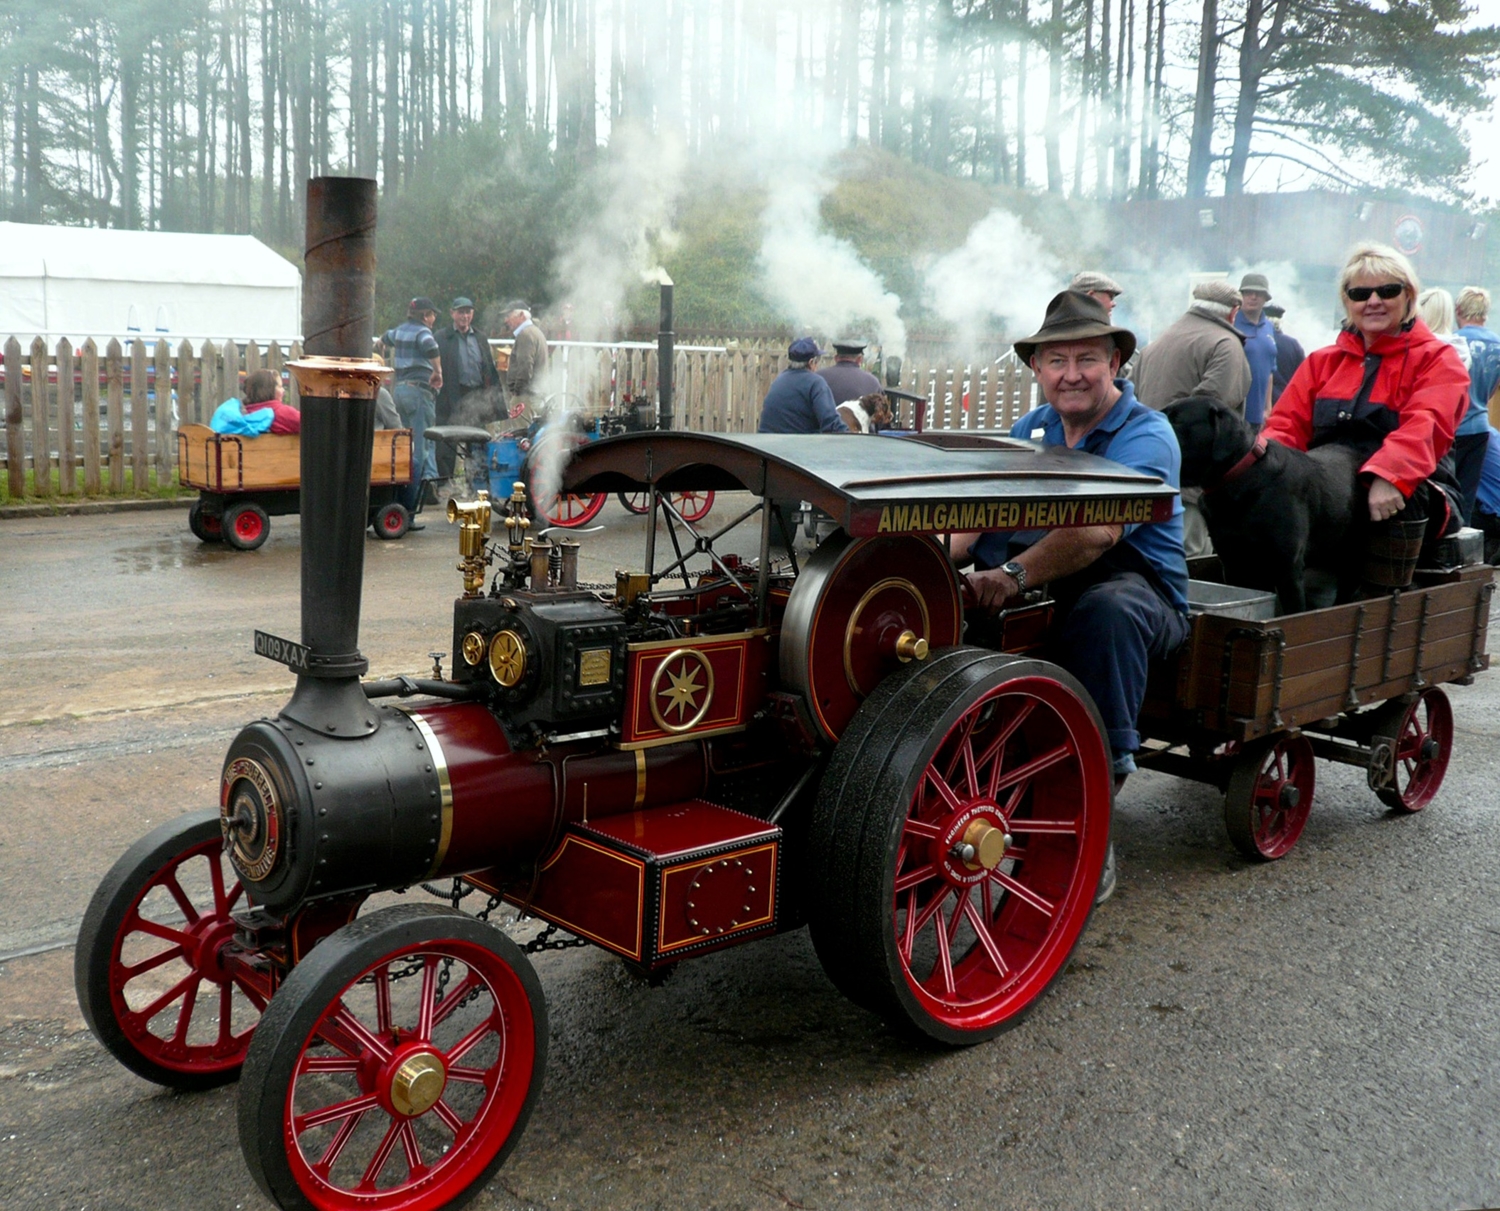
top-left (923, 209), bottom-right (1066, 354)
top-left (530, 120), bottom-right (687, 512)
top-left (758, 174), bottom-right (908, 357)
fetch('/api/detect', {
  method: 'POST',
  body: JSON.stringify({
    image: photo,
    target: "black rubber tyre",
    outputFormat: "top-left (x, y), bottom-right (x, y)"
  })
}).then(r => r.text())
top-left (188, 500), bottom-right (223, 543)
top-left (223, 500), bottom-right (271, 551)
top-left (75, 808), bottom-right (262, 1090)
top-left (1222, 734), bottom-right (1315, 861)
top-left (239, 905), bottom-right (548, 1211)
top-left (371, 501), bottom-right (411, 540)
top-left (807, 648), bottom-right (1112, 1046)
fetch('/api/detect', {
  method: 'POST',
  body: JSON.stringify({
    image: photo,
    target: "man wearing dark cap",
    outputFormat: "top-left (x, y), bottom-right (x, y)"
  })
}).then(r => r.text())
top-left (950, 290), bottom-right (1189, 901)
top-left (1262, 303), bottom-right (1305, 406)
top-left (758, 338), bottom-right (848, 434)
top-left (502, 303), bottom-right (549, 421)
top-left (434, 296), bottom-right (500, 481)
top-left (380, 297), bottom-right (443, 511)
top-left (1234, 272), bottom-right (1277, 428)
top-left (816, 337), bottom-right (883, 405)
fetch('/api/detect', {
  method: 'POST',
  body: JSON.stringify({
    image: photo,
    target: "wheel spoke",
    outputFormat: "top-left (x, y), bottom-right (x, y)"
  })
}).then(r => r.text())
top-left (923, 765), bottom-right (965, 815)
top-left (431, 1097), bottom-right (467, 1134)
top-left (128, 915), bottom-right (195, 948)
top-left (928, 897), bottom-right (957, 997)
top-left (1005, 817), bottom-right (1077, 836)
top-left (118, 944), bottom-right (186, 982)
top-left (297, 1092), bottom-right (381, 1134)
top-left (446, 1017), bottom-right (497, 1066)
top-left (207, 854), bottom-right (230, 916)
top-left (902, 818), bottom-right (943, 842)
top-left (894, 862), bottom-right (940, 895)
top-left (993, 742), bottom-right (1074, 796)
top-left (398, 1120), bottom-right (423, 1174)
top-left (374, 965), bottom-right (393, 1036)
top-left (161, 872), bottom-right (201, 924)
top-left (416, 956), bottom-right (438, 1041)
top-left (218, 984), bottom-right (234, 1047)
top-left (315, 1108), bottom-right (368, 1174)
top-left (300, 1054), bottom-right (363, 1075)
top-left (320, 1003), bottom-right (393, 1063)
top-left (133, 971), bottom-right (199, 1024)
top-left (979, 699), bottom-right (1037, 800)
top-left (230, 971), bottom-right (270, 1012)
top-left (432, 972), bottom-right (484, 1028)
top-left (359, 1117), bottom-right (404, 1187)
top-left (989, 870), bottom-right (1056, 918)
top-left (170, 978), bottom-right (200, 1045)
top-left (961, 895), bottom-right (1010, 979)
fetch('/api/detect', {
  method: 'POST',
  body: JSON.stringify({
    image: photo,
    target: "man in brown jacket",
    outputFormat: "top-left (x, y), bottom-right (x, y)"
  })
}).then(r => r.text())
top-left (502, 302), bottom-right (549, 421)
top-left (1133, 279), bottom-right (1252, 559)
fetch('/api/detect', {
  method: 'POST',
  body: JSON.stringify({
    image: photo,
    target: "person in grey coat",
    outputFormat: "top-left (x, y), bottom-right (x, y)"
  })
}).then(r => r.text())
top-left (1133, 279), bottom-right (1252, 561)
top-left (502, 303), bottom-right (549, 422)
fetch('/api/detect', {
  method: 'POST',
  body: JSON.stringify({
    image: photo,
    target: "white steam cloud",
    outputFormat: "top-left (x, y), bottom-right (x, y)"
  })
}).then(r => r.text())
top-left (758, 174), bottom-right (908, 357)
top-left (924, 209), bottom-right (1066, 353)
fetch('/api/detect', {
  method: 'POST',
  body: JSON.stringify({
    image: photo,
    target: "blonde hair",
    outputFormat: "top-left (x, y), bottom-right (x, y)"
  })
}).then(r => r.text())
top-left (1416, 288), bottom-right (1456, 336)
top-left (1339, 242), bottom-right (1419, 322)
top-left (1456, 286), bottom-right (1491, 325)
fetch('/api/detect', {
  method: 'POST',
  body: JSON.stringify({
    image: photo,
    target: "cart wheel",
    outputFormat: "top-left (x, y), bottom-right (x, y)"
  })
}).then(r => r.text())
top-left (371, 502), bottom-right (411, 541)
top-left (672, 490), bottom-right (715, 523)
top-left (74, 809), bottom-right (263, 1089)
top-left (224, 501), bottom-right (271, 551)
top-left (617, 490), bottom-right (649, 515)
top-left (1370, 688), bottom-right (1452, 813)
top-left (189, 500), bottom-right (223, 543)
top-left (1223, 734), bottom-right (1315, 860)
top-left (239, 905), bottom-right (547, 1211)
top-left (807, 649), bottom-right (1112, 1045)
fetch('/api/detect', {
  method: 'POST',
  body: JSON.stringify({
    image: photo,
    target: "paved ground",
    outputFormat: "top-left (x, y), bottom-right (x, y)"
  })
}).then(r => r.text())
top-left (2, 503), bottom-right (1498, 1211)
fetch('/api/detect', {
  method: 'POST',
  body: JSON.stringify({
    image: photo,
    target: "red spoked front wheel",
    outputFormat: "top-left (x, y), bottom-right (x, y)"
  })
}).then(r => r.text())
top-left (808, 649), bottom-right (1112, 1045)
top-left (239, 905), bottom-right (547, 1211)
top-left (1223, 733), bottom-right (1315, 860)
top-left (75, 809), bottom-right (266, 1089)
top-left (1371, 688), bottom-right (1452, 813)
top-left (617, 490), bottom-right (716, 522)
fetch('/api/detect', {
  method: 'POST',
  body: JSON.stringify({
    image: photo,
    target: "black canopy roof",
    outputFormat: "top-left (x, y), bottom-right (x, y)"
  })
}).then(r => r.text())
top-left (563, 431), bottom-right (1176, 538)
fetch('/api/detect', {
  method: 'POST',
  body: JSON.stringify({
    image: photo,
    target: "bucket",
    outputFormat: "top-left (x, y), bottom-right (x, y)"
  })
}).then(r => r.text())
top-left (1363, 516), bottom-right (1426, 588)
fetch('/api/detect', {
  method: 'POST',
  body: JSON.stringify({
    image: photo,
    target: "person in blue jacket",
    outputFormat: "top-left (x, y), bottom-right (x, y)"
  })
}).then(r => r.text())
top-left (1454, 287), bottom-right (1500, 522)
top-left (758, 338), bottom-right (848, 434)
top-left (1234, 272), bottom-right (1278, 429)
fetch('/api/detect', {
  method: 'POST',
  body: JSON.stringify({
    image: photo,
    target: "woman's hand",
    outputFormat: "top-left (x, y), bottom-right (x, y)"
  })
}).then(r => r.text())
top-left (1368, 476), bottom-right (1406, 522)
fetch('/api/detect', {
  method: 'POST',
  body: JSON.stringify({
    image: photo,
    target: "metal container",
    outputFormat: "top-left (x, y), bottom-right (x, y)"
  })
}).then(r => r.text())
top-left (1187, 579), bottom-right (1278, 621)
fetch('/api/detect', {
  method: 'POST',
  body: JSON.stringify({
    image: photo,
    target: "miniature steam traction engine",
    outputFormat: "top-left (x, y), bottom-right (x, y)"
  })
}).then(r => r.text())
top-left (73, 180), bottom-right (1490, 1211)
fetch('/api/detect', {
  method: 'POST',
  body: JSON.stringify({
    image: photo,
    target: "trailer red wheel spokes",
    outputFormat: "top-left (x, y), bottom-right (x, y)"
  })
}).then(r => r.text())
top-left (892, 677), bottom-right (1099, 1033)
top-left (109, 837), bottom-right (259, 1076)
top-left (542, 491), bottom-right (606, 527)
top-left (1224, 734), bottom-right (1315, 860)
top-left (1376, 688), bottom-right (1452, 813)
top-left (672, 490), bottom-right (715, 523)
top-left (285, 939), bottom-right (535, 1208)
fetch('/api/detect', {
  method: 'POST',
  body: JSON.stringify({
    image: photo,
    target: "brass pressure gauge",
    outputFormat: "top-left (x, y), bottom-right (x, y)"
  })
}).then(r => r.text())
top-left (489, 629), bottom-right (527, 687)
top-left (461, 631), bottom-right (487, 666)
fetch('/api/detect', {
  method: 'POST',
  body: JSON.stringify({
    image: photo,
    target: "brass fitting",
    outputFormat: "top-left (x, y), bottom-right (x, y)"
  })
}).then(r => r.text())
top-left (503, 480), bottom-right (531, 552)
top-left (446, 490), bottom-right (492, 597)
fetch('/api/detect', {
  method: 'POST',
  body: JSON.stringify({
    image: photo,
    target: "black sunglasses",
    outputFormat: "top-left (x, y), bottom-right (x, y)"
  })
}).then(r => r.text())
top-left (1345, 283), bottom-right (1405, 302)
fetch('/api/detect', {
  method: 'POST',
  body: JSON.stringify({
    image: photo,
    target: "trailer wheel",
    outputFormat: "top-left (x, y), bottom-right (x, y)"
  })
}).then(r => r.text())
top-left (74, 809), bottom-right (263, 1089)
top-left (808, 649), bottom-right (1112, 1045)
top-left (188, 500), bottom-right (223, 543)
top-left (239, 905), bottom-right (547, 1211)
top-left (617, 490), bottom-right (715, 522)
top-left (1370, 688), bottom-right (1452, 813)
top-left (224, 501), bottom-right (271, 550)
top-left (371, 502), bottom-right (411, 541)
top-left (1223, 734), bottom-right (1315, 861)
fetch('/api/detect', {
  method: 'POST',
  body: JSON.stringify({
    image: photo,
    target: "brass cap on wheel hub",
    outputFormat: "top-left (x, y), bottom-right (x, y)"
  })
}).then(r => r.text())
top-left (957, 819), bottom-right (1008, 871)
top-left (389, 1051), bottom-right (447, 1117)
top-left (894, 629), bottom-right (930, 663)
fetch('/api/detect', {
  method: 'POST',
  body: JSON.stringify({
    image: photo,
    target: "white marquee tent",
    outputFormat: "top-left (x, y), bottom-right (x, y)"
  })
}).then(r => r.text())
top-left (0, 222), bottom-right (302, 343)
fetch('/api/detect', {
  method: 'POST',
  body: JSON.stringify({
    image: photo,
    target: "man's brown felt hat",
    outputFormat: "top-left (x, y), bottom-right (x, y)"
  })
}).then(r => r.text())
top-left (1013, 289), bottom-right (1138, 364)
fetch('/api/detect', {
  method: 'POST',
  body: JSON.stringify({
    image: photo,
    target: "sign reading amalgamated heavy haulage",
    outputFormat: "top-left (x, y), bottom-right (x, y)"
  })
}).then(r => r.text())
top-left (850, 494), bottom-right (1173, 537)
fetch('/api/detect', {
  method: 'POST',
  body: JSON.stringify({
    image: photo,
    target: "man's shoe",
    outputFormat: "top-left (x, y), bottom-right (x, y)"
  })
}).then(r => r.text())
top-left (407, 522), bottom-right (426, 532)
top-left (1094, 842), bottom-right (1116, 906)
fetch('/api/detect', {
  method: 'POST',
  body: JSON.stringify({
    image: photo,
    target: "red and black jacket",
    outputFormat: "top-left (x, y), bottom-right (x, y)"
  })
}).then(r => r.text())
top-left (1261, 318), bottom-right (1469, 497)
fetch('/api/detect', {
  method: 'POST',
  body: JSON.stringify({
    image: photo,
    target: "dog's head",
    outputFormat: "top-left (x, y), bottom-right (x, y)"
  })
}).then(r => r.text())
top-left (1162, 396), bottom-right (1255, 487)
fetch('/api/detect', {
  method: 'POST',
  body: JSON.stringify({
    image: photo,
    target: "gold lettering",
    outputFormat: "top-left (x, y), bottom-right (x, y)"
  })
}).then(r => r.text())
top-left (933, 504), bottom-right (947, 529)
top-left (878, 507), bottom-right (892, 534)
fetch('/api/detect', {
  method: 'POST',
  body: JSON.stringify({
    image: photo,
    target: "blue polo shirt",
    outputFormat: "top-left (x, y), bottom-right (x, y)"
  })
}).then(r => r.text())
top-left (758, 366), bottom-right (848, 434)
top-left (1458, 325), bottom-right (1500, 437)
top-left (1234, 312), bottom-right (1277, 425)
top-left (1475, 427), bottom-right (1500, 516)
top-left (973, 379), bottom-right (1188, 613)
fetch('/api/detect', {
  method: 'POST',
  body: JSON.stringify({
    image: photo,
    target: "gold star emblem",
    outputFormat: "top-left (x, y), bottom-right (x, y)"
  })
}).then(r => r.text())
top-left (648, 648), bottom-right (716, 733)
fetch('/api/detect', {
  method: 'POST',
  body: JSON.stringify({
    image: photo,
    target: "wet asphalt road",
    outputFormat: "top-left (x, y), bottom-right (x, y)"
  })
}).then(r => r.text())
top-left (1, 502), bottom-right (1498, 1211)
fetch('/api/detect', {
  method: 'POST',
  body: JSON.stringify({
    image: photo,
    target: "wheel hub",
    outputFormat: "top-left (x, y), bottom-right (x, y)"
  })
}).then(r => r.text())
top-left (386, 1049), bottom-right (448, 1118)
top-left (935, 805), bottom-right (1010, 886)
top-left (1278, 782), bottom-right (1300, 811)
top-left (188, 916), bottom-right (240, 984)
top-left (1419, 736), bottom-right (1440, 762)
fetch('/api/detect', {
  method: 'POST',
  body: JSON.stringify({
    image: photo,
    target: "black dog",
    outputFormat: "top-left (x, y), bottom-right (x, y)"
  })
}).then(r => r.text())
top-left (1163, 397), bottom-right (1363, 612)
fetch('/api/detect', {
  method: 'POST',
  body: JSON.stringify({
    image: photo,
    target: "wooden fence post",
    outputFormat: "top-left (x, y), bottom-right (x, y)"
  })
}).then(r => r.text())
top-left (199, 340), bottom-right (219, 422)
top-left (222, 341), bottom-right (241, 407)
top-left (176, 340), bottom-right (195, 434)
top-left (130, 338), bottom-right (149, 491)
top-left (245, 340), bottom-right (261, 376)
top-left (286, 342), bottom-right (302, 409)
top-left (82, 340), bottom-right (100, 495)
top-left (29, 337), bottom-right (51, 496)
top-left (57, 339), bottom-right (76, 494)
top-left (106, 339), bottom-right (125, 493)
top-left (154, 337), bottom-right (172, 487)
top-left (5, 337), bottom-right (22, 497)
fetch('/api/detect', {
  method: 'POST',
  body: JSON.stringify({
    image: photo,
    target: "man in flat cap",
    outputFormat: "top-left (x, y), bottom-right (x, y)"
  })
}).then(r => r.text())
top-left (434, 296), bottom-right (500, 483)
top-left (380, 296), bottom-right (443, 512)
top-left (1133, 278), bottom-right (1251, 559)
top-left (1070, 271), bottom-right (1125, 318)
top-left (502, 302), bottom-right (549, 423)
top-left (950, 290), bottom-right (1189, 900)
top-left (1234, 272), bottom-right (1277, 429)
top-left (817, 337), bottom-right (884, 407)
top-left (758, 338), bottom-right (848, 434)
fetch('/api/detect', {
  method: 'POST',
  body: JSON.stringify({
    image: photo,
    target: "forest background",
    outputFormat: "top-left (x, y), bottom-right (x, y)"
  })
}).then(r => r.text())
top-left (3, 0), bottom-right (1499, 349)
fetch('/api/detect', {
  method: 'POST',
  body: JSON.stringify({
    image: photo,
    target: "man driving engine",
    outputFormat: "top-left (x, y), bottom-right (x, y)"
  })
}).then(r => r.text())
top-left (951, 291), bottom-right (1190, 899)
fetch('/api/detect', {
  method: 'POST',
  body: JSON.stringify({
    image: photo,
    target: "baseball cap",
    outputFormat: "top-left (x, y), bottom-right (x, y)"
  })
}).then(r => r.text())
top-left (787, 337), bottom-right (824, 362)
top-left (450, 296), bottom-right (475, 310)
top-left (408, 296), bottom-right (437, 313)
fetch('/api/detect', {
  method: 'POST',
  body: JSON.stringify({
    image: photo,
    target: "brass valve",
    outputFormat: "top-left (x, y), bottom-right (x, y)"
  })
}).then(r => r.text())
top-left (503, 480), bottom-right (531, 552)
top-left (446, 490), bottom-right (492, 598)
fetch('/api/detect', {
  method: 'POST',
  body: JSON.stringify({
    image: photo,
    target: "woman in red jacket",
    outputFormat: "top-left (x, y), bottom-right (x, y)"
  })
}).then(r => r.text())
top-left (1262, 242), bottom-right (1469, 588)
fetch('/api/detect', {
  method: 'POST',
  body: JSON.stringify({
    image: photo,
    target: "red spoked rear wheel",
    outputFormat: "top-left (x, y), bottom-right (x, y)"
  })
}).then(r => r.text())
top-left (809, 649), bottom-right (1111, 1044)
top-left (75, 809), bottom-right (265, 1089)
top-left (1223, 734), bottom-right (1315, 860)
top-left (1371, 688), bottom-right (1452, 813)
top-left (540, 491), bottom-right (606, 527)
top-left (240, 905), bottom-right (547, 1211)
top-left (619, 490), bottom-right (717, 522)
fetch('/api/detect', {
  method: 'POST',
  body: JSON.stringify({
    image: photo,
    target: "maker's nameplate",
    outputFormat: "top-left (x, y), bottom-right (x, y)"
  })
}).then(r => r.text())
top-left (578, 648), bottom-right (612, 687)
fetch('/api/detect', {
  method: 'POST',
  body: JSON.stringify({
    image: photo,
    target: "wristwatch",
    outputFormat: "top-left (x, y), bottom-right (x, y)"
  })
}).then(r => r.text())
top-left (1000, 560), bottom-right (1028, 595)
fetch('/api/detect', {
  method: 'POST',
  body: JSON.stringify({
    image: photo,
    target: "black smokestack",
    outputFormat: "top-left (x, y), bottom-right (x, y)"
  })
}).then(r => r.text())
top-left (283, 176), bottom-right (382, 737)
top-left (657, 277), bottom-right (674, 430)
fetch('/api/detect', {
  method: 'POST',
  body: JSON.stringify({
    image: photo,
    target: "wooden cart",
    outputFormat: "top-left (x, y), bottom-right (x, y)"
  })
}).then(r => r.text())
top-left (175, 423), bottom-right (414, 549)
top-left (1137, 565), bottom-right (1494, 859)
